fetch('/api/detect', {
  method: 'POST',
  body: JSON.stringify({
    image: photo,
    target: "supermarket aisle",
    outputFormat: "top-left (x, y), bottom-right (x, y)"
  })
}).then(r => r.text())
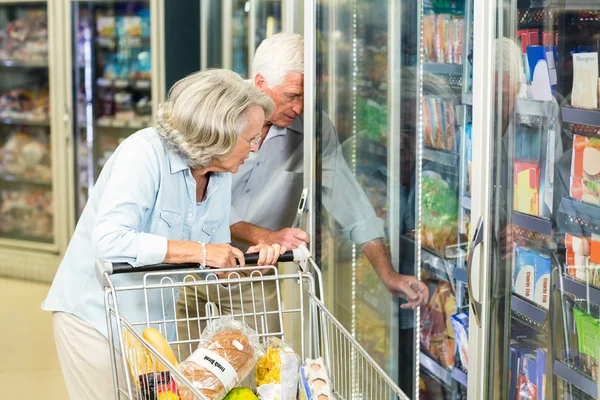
top-left (0, 278), bottom-right (68, 399)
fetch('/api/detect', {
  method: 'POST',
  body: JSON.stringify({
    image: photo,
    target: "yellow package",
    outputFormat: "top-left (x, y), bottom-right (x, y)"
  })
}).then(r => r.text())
top-left (256, 338), bottom-right (300, 400)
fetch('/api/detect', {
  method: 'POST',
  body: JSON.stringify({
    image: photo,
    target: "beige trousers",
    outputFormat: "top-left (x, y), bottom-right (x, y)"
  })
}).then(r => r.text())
top-left (53, 311), bottom-right (129, 400)
top-left (175, 276), bottom-right (282, 361)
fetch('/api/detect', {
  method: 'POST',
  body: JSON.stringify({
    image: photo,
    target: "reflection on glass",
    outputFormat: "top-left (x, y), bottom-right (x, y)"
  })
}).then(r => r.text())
top-left (73, 1), bottom-right (152, 216)
top-left (0, 3), bottom-right (53, 243)
top-left (486, 2), bottom-right (600, 400)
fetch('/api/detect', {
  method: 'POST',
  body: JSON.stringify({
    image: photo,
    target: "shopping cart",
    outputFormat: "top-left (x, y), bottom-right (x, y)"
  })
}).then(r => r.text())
top-left (96, 245), bottom-right (409, 400)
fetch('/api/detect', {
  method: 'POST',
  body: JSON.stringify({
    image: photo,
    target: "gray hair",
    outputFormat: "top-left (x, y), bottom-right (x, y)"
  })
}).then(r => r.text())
top-left (498, 37), bottom-right (525, 94)
top-left (156, 69), bottom-right (274, 168)
top-left (253, 32), bottom-right (304, 87)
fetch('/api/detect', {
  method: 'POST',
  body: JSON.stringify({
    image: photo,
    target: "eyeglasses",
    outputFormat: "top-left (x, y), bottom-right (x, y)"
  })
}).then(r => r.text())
top-left (241, 132), bottom-right (262, 146)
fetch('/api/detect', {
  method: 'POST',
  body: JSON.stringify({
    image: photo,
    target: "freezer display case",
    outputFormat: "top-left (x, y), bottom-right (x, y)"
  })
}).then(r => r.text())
top-left (305, 0), bottom-right (474, 397)
top-left (0, 3), bottom-right (54, 245)
top-left (469, 0), bottom-right (600, 399)
top-left (71, 1), bottom-right (154, 215)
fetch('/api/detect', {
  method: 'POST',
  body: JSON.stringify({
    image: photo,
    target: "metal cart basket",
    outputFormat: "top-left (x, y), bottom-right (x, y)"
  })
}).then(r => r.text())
top-left (97, 245), bottom-right (409, 400)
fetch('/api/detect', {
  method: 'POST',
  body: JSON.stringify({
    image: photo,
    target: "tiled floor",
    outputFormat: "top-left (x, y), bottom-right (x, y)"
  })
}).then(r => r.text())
top-left (0, 277), bottom-right (68, 399)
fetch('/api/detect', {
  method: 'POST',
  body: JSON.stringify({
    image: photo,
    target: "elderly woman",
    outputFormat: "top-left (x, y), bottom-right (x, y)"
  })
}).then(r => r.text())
top-left (42, 69), bottom-right (282, 399)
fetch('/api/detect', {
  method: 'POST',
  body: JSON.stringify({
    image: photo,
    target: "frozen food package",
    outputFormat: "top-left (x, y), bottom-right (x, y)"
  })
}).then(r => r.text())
top-left (451, 313), bottom-right (469, 371)
top-left (431, 98), bottom-right (444, 150)
top-left (572, 53), bottom-right (599, 109)
top-left (573, 308), bottom-right (599, 382)
top-left (443, 101), bottom-right (456, 152)
top-left (256, 338), bottom-right (301, 400)
top-left (423, 15), bottom-right (436, 62)
top-left (423, 98), bottom-right (434, 147)
top-left (435, 15), bottom-right (446, 64)
top-left (572, 135), bottom-right (600, 180)
top-left (177, 316), bottom-right (264, 400)
top-left (570, 175), bottom-right (600, 205)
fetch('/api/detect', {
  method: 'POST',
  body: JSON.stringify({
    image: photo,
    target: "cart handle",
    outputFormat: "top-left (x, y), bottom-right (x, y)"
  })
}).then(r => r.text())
top-left (97, 247), bottom-right (309, 276)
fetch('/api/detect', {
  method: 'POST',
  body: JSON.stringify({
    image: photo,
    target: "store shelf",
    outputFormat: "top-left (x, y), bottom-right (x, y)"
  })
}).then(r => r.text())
top-left (0, 60), bottom-right (48, 69)
top-left (557, 275), bottom-right (600, 306)
top-left (513, 212), bottom-right (553, 237)
top-left (516, 99), bottom-right (559, 118)
top-left (511, 294), bottom-right (547, 326)
top-left (461, 195), bottom-right (471, 211)
top-left (554, 361), bottom-right (598, 399)
top-left (0, 231), bottom-right (53, 244)
top-left (0, 175), bottom-right (52, 187)
top-left (401, 235), bottom-right (460, 283)
top-left (423, 63), bottom-right (463, 76)
top-left (0, 118), bottom-right (49, 127)
top-left (95, 119), bottom-right (148, 130)
top-left (420, 352), bottom-right (452, 387)
top-left (566, 1), bottom-right (600, 11)
top-left (451, 367), bottom-right (468, 387)
top-left (562, 106), bottom-right (600, 128)
top-left (558, 197), bottom-right (600, 237)
top-left (462, 92), bottom-right (472, 106)
top-left (423, 147), bottom-right (459, 168)
top-left (97, 78), bottom-right (151, 90)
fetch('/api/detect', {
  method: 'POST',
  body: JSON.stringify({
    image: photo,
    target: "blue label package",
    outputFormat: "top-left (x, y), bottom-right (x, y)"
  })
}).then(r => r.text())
top-left (451, 313), bottom-right (469, 371)
top-left (532, 250), bottom-right (551, 309)
top-left (514, 247), bottom-right (535, 301)
top-left (536, 348), bottom-right (547, 400)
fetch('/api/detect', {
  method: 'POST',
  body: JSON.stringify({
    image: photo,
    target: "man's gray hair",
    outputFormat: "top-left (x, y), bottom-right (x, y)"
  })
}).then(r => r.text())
top-left (253, 32), bottom-right (304, 87)
top-left (156, 69), bottom-right (274, 168)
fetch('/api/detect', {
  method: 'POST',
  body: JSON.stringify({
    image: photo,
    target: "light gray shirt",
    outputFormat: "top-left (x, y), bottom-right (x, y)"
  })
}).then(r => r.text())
top-left (230, 115), bottom-right (385, 247)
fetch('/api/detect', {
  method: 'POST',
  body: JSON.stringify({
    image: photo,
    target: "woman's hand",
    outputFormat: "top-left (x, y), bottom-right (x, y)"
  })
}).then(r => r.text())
top-left (205, 244), bottom-right (245, 269)
top-left (246, 243), bottom-right (287, 266)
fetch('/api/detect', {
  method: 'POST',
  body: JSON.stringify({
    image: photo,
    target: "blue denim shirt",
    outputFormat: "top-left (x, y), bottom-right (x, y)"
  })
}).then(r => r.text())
top-left (42, 128), bottom-right (231, 338)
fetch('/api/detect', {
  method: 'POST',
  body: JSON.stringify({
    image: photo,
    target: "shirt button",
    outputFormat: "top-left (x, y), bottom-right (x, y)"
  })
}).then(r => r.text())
top-left (188, 213), bottom-right (193, 217)
top-left (211, 228), bottom-right (216, 233)
top-left (245, 189), bottom-right (251, 193)
top-left (256, 162), bottom-right (260, 166)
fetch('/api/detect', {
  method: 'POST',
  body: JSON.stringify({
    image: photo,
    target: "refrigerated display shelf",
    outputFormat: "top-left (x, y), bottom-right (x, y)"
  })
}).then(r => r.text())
top-left (558, 197), bottom-right (600, 237)
top-left (455, 267), bottom-right (468, 284)
top-left (0, 175), bottom-right (52, 187)
top-left (511, 294), bottom-right (547, 327)
top-left (516, 99), bottom-right (560, 118)
top-left (554, 361), bottom-right (598, 399)
top-left (97, 78), bottom-right (151, 90)
top-left (423, 146), bottom-right (459, 168)
top-left (423, 63), bottom-right (463, 76)
top-left (451, 367), bottom-right (468, 387)
top-left (562, 106), bottom-right (600, 128)
top-left (566, 1), bottom-right (600, 11)
top-left (557, 275), bottom-right (600, 306)
top-left (461, 195), bottom-right (471, 210)
top-left (0, 118), bottom-right (49, 127)
top-left (420, 352), bottom-right (453, 387)
top-left (401, 235), bottom-right (462, 283)
top-left (517, 8), bottom-right (560, 28)
top-left (513, 211), bottom-right (553, 237)
top-left (0, 60), bottom-right (48, 69)
top-left (96, 36), bottom-right (150, 49)
top-left (96, 119), bottom-right (148, 130)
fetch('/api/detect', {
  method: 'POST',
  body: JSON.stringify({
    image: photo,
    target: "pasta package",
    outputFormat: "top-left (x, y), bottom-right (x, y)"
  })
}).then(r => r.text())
top-left (256, 338), bottom-right (301, 400)
top-left (177, 317), bottom-right (264, 400)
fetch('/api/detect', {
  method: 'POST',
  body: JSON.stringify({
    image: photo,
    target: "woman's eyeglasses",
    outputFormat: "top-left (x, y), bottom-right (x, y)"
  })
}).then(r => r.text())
top-left (241, 132), bottom-right (262, 146)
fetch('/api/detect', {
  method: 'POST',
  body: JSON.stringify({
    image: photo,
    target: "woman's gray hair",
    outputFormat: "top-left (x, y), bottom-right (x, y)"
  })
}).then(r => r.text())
top-left (253, 32), bottom-right (304, 87)
top-left (156, 69), bottom-right (274, 168)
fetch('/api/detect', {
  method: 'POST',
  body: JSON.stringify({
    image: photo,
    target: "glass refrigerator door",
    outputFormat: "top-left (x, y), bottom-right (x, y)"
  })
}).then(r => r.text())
top-left (72, 1), bottom-right (153, 216)
top-left (472, 1), bottom-right (600, 399)
top-left (417, 0), bottom-right (472, 398)
top-left (0, 2), bottom-right (55, 246)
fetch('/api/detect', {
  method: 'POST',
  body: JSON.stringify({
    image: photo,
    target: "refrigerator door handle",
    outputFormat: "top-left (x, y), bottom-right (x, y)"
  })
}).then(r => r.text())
top-left (467, 216), bottom-right (484, 328)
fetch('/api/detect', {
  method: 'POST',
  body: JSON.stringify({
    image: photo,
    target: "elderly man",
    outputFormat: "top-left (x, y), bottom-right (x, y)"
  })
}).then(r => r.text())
top-left (231, 32), bottom-right (428, 305)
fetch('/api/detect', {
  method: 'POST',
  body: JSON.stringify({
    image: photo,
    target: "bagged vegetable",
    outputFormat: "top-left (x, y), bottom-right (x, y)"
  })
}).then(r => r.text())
top-left (255, 338), bottom-right (301, 400)
top-left (177, 317), bottom-right (264, 400)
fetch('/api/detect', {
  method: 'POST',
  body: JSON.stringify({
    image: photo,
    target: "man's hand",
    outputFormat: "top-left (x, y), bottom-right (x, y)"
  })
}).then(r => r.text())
top-left (263, 228), bottom-right (309, 249)
top-left (382, 271), bottom-right (429, 310)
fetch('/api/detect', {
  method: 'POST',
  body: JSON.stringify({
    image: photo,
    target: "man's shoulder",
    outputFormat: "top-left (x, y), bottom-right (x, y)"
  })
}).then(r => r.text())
top-left (288, 113), bottom-right (335, 134)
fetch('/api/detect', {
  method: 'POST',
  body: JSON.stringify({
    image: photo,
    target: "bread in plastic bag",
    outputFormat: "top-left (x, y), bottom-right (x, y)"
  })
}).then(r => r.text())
top-left (255, 338), bottom-right (301, 400)
top-left (177, 316), bottom-right (264, 400)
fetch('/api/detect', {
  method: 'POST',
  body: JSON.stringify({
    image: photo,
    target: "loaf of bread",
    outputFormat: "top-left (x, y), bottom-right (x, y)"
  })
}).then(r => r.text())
top-left (177, 318), bottom-right (263, 400)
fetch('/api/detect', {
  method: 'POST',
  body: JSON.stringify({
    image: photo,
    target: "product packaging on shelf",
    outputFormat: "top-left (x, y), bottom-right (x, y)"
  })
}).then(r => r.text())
top-left (423, 14), bottom-right (463, 65)
top-left (517, 29), bottom-right (539, 82)
top-left (517, 353), bottom-right (538, 400)
top-left (527, 46), bottom-right (557, 101)
top-left (533, 251), bottom-right (551, 309)
top-left (422, 96), bottom-right (459, 153)
top-left (536, 348), bottom-right (547, 400)
top-left (570, 176), bottom-right (600, 205)
top-left (514, 247), bottom-right (535, 302)
top-left (514, 161), bottom-right (540, 216)
top-left (421, 171), bottom-right (459, 255)
top-left (572, 52), bottom-right (599, 109)
top-left (573, 308), bottom-right (599, 382)
top-left (450, 312), bottom-right (469, 371)
top-left (509, 341), bottom-right (529, 400)
top-left (421, 281), bottom-right (457, 369)
top-left (572, 135), bottom-right (600, 181)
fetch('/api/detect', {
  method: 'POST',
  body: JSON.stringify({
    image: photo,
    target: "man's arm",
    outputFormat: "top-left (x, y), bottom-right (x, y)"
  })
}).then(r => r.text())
top-left (231, 221), bottom-right (309, 249)
top-left (361, 239), bottom-right (429, 309)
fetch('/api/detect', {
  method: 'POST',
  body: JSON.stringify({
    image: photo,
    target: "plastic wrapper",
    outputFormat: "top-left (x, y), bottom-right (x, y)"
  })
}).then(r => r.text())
top-left (256, 338), bottom-right (301, 400)
top-left (298, 358), bottom-right (334, 400)
top-left (177, 317), bottom-right (264, 400)
top-left (420, 282), bottom-right (456, 369)
top-left (420, 172), bottom-right (459, 255)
